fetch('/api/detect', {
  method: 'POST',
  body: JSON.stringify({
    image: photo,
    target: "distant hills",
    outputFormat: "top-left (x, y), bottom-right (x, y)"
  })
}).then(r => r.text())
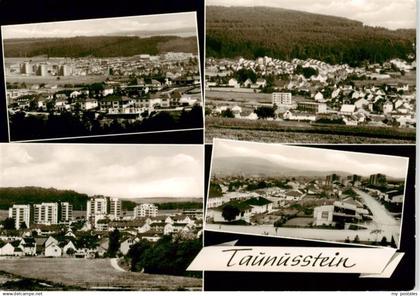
top-left (211, 156), bottom-right (404, 181)
top-left (0, 187), bottom-right (88, 210)
top-left (3, 35), bottom-right (198, 58)
top-left (206, 6), bottom-right (416, 66)
top-left (0, 187), bottom-right (203, 211)
top-left (212, 156), bottom-right (350, 178)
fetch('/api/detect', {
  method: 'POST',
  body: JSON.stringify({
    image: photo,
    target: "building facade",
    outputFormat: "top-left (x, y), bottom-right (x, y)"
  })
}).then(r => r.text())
top-left (109, 197), bottom-right (122, 220)
top-left (86, 196), bottom-right (108, 227)
top-left (133, 204), bottom-right (158, 218)
top-left (33, 202), bottom-right (58, 225)
top-left (60, 202), bottom-right (73, 222)
top-left (8, 205), bottom-right (31, 230)
top-left (272, 92), bottom-right (292, 106)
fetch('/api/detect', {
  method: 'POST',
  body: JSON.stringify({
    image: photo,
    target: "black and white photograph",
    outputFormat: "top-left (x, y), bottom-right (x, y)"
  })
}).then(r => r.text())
top-left (2, 12), bottom-right (203, 142)
top-left (0, 144), bottom-right (203, 291)
top-left (205, 0), bottom-right (416, 144)
top-left (206, 139), bottom-right (409, 248)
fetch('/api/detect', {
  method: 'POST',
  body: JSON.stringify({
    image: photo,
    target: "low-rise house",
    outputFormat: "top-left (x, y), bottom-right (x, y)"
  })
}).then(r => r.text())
top-left (283, 110), bottom-right (316, 122)
top-left (45, 236), bottom-right (59, 248)
top-left (62, 241), bottom-right (77, 256)
top-left (120, 237), bottom-right (138, 255)
top-left (284, 190), bottom-right (304, 201)
top-left (313, 201), bottom-right (368, 227)
top-left (255, 78), bottom-right (267, 88)
top-left (208, 197), bottom-right (273, 223)
top-left (45, 243), bottom-right (62, 257)
top-left (228, 78), bottom-right (240, 88)
top-left (19, 237), bottom-right (36, 256)
top-left (0, 242), bottom-right (19, 256)
top-left (340, 104), bottom-right (356, 115)
top-left (138, 231), bottom-right (162, 242)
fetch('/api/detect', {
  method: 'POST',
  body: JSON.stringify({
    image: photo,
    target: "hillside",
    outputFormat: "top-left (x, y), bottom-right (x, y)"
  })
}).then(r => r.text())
top-left (206, 6), bottom-right (416, 66)
top-left (212, 156), bottom-right (359, 178)
top-left (121, 197), bottom-right (203, 211)
top-left (3, 35), bottom-right (198, 58)
top-left (0, 187), bottom-right (202, 212)
top-left (0, 187), bottom-right (88, 210)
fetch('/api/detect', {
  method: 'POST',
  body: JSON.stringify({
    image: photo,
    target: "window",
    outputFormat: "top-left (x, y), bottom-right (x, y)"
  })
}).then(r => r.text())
top-left (321, 211), bottom-right (329, 219)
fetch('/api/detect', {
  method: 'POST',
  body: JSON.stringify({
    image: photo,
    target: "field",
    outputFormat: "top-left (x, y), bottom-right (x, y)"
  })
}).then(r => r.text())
top-left (0, 210), bottom-right (8, 221)
top-left (0, 257), bottom-right (202, 291)
top-left (354, 71), bottom-right (417, 88)
top-left (205, 89), bottom-right (273, 109)
top-left (6, 74), bottom-right (108, 86)
top-left (205, 117), bottom-right (416, 144)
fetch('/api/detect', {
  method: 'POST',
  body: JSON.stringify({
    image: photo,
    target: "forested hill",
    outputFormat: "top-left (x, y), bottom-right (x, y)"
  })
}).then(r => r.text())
top-left (3, 35), bottom-right (198, 58)
top-left (0, 187), bottom-right (89, 210)
top-left (206, 6), bottom-right (416, 66)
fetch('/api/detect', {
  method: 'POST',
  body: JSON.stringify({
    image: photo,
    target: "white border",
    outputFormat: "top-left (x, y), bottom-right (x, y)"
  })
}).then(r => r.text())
top-left (1, 11), bottom-right (205, 143)
top-left (204, 138), bottom-right (410, 250)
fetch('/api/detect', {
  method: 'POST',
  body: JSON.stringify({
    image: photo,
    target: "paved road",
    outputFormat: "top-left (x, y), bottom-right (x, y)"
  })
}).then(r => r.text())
top-left (353, 188), bottom-right (399, 227)
top-left (110, 258), bottom-right (126, 272)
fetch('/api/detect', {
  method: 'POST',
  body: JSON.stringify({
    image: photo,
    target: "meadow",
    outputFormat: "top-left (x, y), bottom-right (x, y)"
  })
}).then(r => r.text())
top-left (205, 117), bottom-right (416, 144)
top-left (0, 257), bottom-right (202, 291)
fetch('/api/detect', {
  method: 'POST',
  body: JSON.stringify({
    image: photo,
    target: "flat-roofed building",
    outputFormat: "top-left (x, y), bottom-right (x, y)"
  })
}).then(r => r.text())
top-left (8, 205), bottom-right (31, 229)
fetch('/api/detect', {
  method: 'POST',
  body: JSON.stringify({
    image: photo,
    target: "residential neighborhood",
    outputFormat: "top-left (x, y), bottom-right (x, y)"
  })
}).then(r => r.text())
top-left (206, 56), bottom-right (416, 127)
top-left (1, 196), bottom-right (203, 258)
top-left (205, 55), bottom-right (416, 143)
top-left (5, 53), bottom-right (202, 141)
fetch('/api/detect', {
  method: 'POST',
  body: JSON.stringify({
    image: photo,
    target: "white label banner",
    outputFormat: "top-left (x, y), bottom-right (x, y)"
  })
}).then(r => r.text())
top-left (188, 246), bottom-right (401, 276)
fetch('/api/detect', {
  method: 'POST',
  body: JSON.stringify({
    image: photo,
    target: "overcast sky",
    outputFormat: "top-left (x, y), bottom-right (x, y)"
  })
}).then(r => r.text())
top-left (2, 12), bottom-right (197, 39)
top-left (213, 139), bottom-right (409, 179)
top-left (0, 144), bottom-right (203, 199)
top-left (207, 0), bottom-right (416, 30)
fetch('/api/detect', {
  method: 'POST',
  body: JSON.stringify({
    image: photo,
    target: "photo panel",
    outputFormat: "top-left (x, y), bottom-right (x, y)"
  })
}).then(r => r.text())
top-left (206, 139), bottom-right (409, 248)
top-left (203, 142), bottom-right (416, 291)
top-left (0, 143), bottom-right (204, 291)
top-left (2, 12), bottom-right (204, 142)
top-left (204, 0), bottom-right (416, 144)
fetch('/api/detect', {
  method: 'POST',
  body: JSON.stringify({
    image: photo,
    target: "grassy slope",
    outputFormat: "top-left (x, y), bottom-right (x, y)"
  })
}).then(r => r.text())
top-left (205, 117), bottom-right (416, 144)
top-left (0, 258), bottom-right (202, 291)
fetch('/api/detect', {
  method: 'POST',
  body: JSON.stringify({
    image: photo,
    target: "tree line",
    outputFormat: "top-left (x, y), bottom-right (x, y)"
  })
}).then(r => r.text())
top-left (4, 36), bottom-right (198, 58)
top-left (9, 105), bottom-right (203, 141)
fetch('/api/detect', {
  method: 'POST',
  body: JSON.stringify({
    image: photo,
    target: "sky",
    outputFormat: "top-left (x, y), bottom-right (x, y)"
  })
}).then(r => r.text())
top-left (213, 139), bottom-right (409, 179)
top-left (0, 144), bottom-right (203, 199)
top-left (207, 0), bottom-right (416, 30)
top-left (2, 12), bottom-right (197, 39)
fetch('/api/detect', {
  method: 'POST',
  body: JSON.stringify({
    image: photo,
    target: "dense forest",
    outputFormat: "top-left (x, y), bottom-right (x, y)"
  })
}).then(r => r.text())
top-left (4, 35), bottom-right (198, 58)
top-left (0, 187), bottom-right (88, 210)
top-left (206, 6), bottom-right (416, 66)
top-left (127, 235), bottom-right (202, 278)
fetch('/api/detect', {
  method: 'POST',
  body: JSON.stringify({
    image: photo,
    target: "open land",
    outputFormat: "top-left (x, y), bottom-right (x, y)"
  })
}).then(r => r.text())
top-left (205, 116), bottom-right (416, 144)
top-left (0, 257), bottom-right (202, 291)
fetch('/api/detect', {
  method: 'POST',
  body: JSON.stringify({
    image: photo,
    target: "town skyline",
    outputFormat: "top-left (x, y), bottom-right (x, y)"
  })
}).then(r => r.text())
top-left (0, 144), bottom-right (204, 198)
top-left (206, 0), bottom-right (416, 30)
top-left (2, 12), bottom-right (197, 39)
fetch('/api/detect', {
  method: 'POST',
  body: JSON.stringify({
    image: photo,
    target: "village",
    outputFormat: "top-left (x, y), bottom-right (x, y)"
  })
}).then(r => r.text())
top-left (205, 56), bottom-right (416, 128)
top-left (207, 172), bottom-right (404, 246)
top-left (0, 196), bottom-right (203, 259)
top-left (5, 53), bottom-right (201, 123)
